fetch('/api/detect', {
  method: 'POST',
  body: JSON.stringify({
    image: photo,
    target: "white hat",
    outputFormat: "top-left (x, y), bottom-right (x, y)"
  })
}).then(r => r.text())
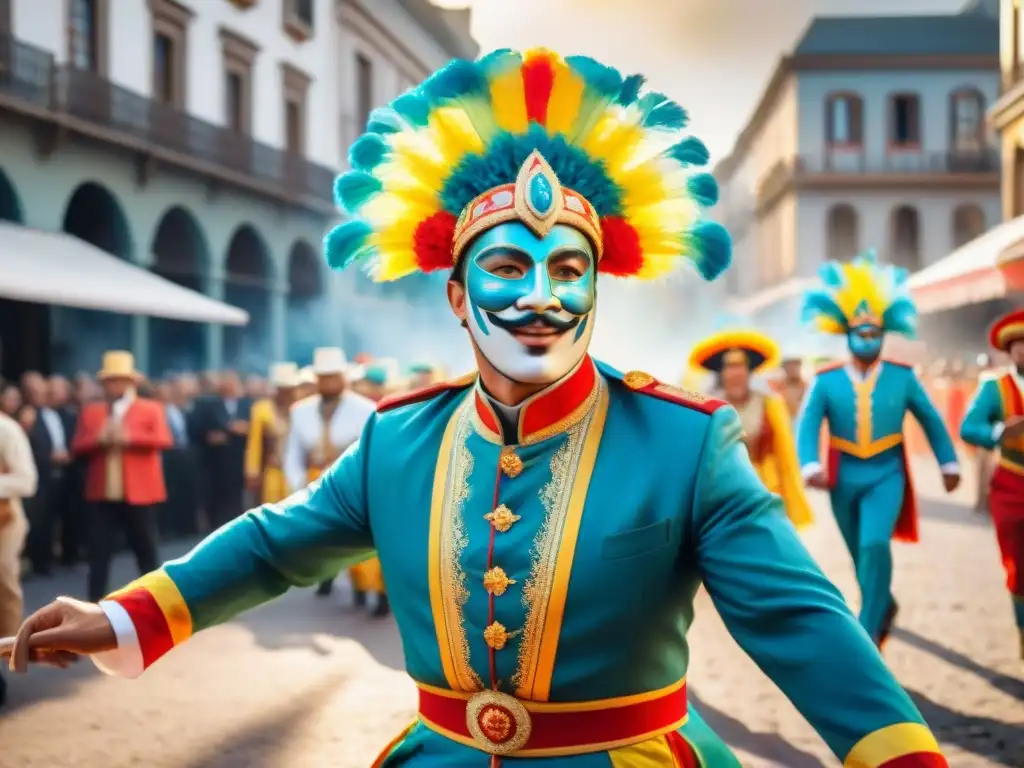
top-left (269, 362), bottom-right (299, 388)
top-left (298, 366), bottom-right (316, 385)
top-left (312, 347), bottom-right (351, 375)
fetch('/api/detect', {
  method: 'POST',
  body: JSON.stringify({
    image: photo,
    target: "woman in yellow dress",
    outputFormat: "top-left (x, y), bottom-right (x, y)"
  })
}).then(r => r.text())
top-left (689, 329), bottom-right (814, 529)
top-left (244, 363), bottom-right (299, 505)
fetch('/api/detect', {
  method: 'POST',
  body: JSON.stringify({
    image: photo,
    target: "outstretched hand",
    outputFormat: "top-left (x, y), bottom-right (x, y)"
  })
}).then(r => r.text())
top-left (3, 597), bottom-right (117, 673)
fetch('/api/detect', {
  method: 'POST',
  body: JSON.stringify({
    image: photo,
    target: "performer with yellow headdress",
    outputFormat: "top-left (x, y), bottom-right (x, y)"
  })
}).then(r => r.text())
top-left (10, 52), bottom-right (950, 768)
top-left (797, 250), bottom-right (959, 649)
top-left (960, 308), bottom-right (1024, 658)
top-left (689, 330), bottom-right (812, 529)
top-left (244, 362), bottom-right (299, 505)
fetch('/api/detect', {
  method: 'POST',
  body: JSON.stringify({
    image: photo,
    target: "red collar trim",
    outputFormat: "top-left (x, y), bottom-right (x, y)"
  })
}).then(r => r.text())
top-left (473, 356), bottom-right (598, 445)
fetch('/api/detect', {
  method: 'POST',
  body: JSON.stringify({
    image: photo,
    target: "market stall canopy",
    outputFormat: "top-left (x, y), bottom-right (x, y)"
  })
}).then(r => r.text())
top-left (908, 216), bottom-right (1024, 314)
top-left (0, 221), bottom-right (248, 326)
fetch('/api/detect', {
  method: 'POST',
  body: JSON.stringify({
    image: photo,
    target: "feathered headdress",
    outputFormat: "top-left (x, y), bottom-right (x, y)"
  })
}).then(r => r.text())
top-left (324, 48), bottom-right (730, 282)
top-left (801, 250), bottom-right (917, 337)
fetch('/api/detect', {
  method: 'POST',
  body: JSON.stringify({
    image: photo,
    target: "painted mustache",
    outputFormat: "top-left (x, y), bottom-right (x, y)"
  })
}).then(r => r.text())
top-left (487, 311), bottom-right (580, 333)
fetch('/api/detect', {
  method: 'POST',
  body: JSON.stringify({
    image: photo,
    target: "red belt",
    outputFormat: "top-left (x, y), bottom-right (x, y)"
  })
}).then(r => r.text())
top-left (416, 679), bottom-right (688, 757)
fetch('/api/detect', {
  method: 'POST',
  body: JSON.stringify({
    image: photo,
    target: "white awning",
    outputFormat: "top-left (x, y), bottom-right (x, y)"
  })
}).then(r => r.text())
top-left (725, 276), bottom-right (816, 316)
top-left (0, 221), bottom-right (248, 326)
top-left (907, 216), bottom-right (1024, 314)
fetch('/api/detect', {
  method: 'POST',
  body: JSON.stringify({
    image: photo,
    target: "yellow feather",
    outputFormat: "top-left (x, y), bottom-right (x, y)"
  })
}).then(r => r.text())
top-left (387, 137), bottom-right (448, 192)
top-left (617, 164), bottom-right (669, 210)
top-left (426, 107), bottom-right (484, 167)
top-left (372, 245), bottom-right (419, 281)
top-left (628, 199), bottom-right (696, 236)
top-left (546, 65), bottom-right (585, 135)
top-left (581, 117), bottom-right (645, 175)
top-left (361, 194), bottom-right (436, 233)
top-left (489, 69), bottom-right (528, 133)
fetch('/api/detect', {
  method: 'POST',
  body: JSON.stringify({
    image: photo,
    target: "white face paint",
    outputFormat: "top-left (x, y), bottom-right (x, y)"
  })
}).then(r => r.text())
top-left (463, 222), bottom-right (596, 385)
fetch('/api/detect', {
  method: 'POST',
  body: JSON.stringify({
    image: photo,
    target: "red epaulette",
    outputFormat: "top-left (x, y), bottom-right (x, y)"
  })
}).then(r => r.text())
top-left (620, 370), bottom-right (726, 416)
top-left (376, 372), bottom-right (477, 413)
top-left (881, 357), bottom-right (913, 369)
top-left (815, 360), bottom-right (844, 374)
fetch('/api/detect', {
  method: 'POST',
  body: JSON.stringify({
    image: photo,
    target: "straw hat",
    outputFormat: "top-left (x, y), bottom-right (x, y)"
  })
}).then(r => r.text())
top-left (269, 362), bottom-right (299, 389)
top-left (312, 347), bottom-right (364, 379)
top-left (97, 350), bottom-right (140, 381)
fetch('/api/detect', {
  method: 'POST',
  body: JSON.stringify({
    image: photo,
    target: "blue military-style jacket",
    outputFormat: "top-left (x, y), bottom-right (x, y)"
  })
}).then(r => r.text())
top-left (95, 357), bottom-right (943, 767)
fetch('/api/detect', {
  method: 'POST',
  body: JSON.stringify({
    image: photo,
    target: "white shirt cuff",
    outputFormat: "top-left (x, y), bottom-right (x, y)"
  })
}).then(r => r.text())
top-left (993, 423), bottom-right (1005, 441)
top-left (939, 462), bottom-right (960, 476)
top-left (801, 462), bottom-right (822, 481)
top-left (91, 600), bottom-right (144, 679)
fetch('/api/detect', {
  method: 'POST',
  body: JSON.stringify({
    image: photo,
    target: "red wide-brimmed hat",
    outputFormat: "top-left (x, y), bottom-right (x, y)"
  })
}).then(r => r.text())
top-left (989, 308), bottom-right (1024, 351)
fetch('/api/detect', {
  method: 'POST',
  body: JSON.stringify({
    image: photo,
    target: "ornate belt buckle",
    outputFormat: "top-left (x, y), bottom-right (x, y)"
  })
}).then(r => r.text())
top-left (465, 690), bottom-right (532, 755)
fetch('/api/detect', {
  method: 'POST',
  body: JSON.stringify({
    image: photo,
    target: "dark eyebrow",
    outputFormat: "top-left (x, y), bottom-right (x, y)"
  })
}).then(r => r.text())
top-left (547, 246), bottom-right (592, 261)
top-left (475, 244), bottom-right (532, 260)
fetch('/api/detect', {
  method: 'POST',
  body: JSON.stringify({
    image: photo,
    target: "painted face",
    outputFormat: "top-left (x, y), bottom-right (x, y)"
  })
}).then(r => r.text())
top-left (463, 222), bottom-right (596, 385)
top-left (848, 323), bottom-right (884, 361)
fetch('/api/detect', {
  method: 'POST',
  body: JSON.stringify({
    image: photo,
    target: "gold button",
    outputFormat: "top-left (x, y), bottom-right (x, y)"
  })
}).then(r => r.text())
top-left (483, 567), bottom-right (516, 596)
top-left (499, 449), bottom-right (523, 478)
top-left (623, 370), bottom-right (655, 390)
top-left (484, 505), bottom-right (521, 533)
top-left (484, 622), bottom-right (509, 650)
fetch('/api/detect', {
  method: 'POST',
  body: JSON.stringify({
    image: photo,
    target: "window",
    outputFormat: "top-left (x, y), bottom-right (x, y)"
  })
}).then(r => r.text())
top-left (356, 53), bottom-right (373, 131)
top-left (225, 71), bottom-right (244, 133)
top-left (149, 0), bottom-right (193, 109)
top-left (889, 94), bottom-right (921, 148)
top-left (952, 204), bottom-right (985, 248)
top-left (220, 28), bottom-right (259, 135)
top-left (281, 63), bottom-right (310, 155)
top-left (69, 0), bottom-right (101, 71)
top-left (826, 204), bottom-right (859, 262)
top-left (950, 89), bottom-right (985, 154)
top-left (825, 93), bottom-right (862, 146)
top-left (890, 206), bottom-right (921, 271)
top-left (153, 32), bottom-right (175, 104)
top-left (283, 0), bottom-right (314, 42)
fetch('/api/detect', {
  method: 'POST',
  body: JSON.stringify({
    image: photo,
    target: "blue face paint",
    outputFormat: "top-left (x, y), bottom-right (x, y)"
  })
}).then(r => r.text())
top-left (848, 324), bottom-right (883, 361)
top-left (463, 222), bottom-right (597, 385)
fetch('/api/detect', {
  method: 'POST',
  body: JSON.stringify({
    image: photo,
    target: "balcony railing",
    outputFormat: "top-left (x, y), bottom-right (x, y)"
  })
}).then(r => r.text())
top-left (756, 150), bottom-right (999, 206)
top-left (0, 31), bottom-right (336, 212)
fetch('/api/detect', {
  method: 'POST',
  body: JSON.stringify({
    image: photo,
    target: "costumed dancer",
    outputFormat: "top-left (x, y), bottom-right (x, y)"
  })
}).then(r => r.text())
top-left (775, 354), bottom-right (807, 420)
top-left (796, 250), bottom-right (960, 649)
top-left (9, 50), bottom-right (950, 767)
top-left (959, 309), bottom-right (1024, 659)
top-left (244, 363), bottom-right (299, 505)
top-left (689, 330), bottom-right (812, 529)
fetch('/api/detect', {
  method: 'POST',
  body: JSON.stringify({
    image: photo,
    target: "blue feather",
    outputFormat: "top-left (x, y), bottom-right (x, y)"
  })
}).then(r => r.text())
top-left (476, 48), bottom-right (521, 80)
top-left (565, 55), bottom-right (623, 97)
top-left (334, 171), bottom-right (383, 214)
top-left (818, 261), bottom-right (844, 288)
top-left (323, 219), bottom-right (374, 271)
top-left (644, 100), bottom-right (688, 130)
top-left (617, 74), bottom-right (645, 106)
top-left (421, 59), bottom-right (488, 104)
top-left (687, 173), bottom-right (718, 207)
top-left (391, 91), bottom-right (430, 127)
top-left (366, 107), bottom-right (403, 134)
top-left (685, 220), bottom-right (732, 281)
top-left (801, 291), bottom-right (848, 331)
top-left (666, 137), bottom-right (709, 167)
top-left (882, 297), bottom-right (918, 338)
top-left (348, 134), bottom-right (390, 172)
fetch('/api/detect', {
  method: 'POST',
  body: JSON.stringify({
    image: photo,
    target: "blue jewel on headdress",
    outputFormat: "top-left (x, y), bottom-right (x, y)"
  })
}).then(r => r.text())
top-left (529, 173), bottom-right (554, 216)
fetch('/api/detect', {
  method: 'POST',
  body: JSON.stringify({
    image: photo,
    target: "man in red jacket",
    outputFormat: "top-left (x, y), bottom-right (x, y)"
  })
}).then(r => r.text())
top-left (72, 351), bottom-right (172, 601)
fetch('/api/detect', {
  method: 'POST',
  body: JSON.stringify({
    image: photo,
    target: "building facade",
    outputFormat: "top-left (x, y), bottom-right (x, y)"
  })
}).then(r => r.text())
top-left (714, 3), bottom-right (1000, 354)
top-left (0, 0), bottom-right (476, 379)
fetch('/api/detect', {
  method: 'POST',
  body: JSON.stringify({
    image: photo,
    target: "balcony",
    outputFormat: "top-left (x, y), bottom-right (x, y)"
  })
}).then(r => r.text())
top-left (0, 31), bottom-right (336, 214)
top-left (756, 150), bottom-right (1000, 212)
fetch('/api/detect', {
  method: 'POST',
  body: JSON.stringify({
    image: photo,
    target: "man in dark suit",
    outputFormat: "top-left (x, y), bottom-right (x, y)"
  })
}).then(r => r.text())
top-left (189, 371), bottom-right (250, 531)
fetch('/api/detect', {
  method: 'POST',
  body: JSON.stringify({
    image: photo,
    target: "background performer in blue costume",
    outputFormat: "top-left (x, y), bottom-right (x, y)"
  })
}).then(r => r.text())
top-left (8, 50), bottom-right (948, 768)
top-left (797, 250), bottom-right (960, 650)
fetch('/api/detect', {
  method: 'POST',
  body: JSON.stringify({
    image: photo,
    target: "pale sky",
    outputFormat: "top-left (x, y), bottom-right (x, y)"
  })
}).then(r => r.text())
top-left (432, 0), bottom-right (967, 161)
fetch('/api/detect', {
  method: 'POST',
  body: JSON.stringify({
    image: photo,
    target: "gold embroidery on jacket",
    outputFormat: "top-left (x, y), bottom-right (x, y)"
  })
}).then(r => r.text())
top-left (438, 400), bottom-right (484, 691)
top-left (511, 382), bottom-right (601, 695)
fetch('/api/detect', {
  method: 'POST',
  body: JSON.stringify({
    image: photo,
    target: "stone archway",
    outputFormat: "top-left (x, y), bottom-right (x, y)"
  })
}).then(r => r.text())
top-left (148, 206), bottom-right (212, 376)
top-left (286, 239), bottom-right (325, 365)
top-left (0, 168), bottom-right (23, 223)
top-left (55, 181), bottom-right (134, 374)
top-left (223, 224), bottom-right (273, 373)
